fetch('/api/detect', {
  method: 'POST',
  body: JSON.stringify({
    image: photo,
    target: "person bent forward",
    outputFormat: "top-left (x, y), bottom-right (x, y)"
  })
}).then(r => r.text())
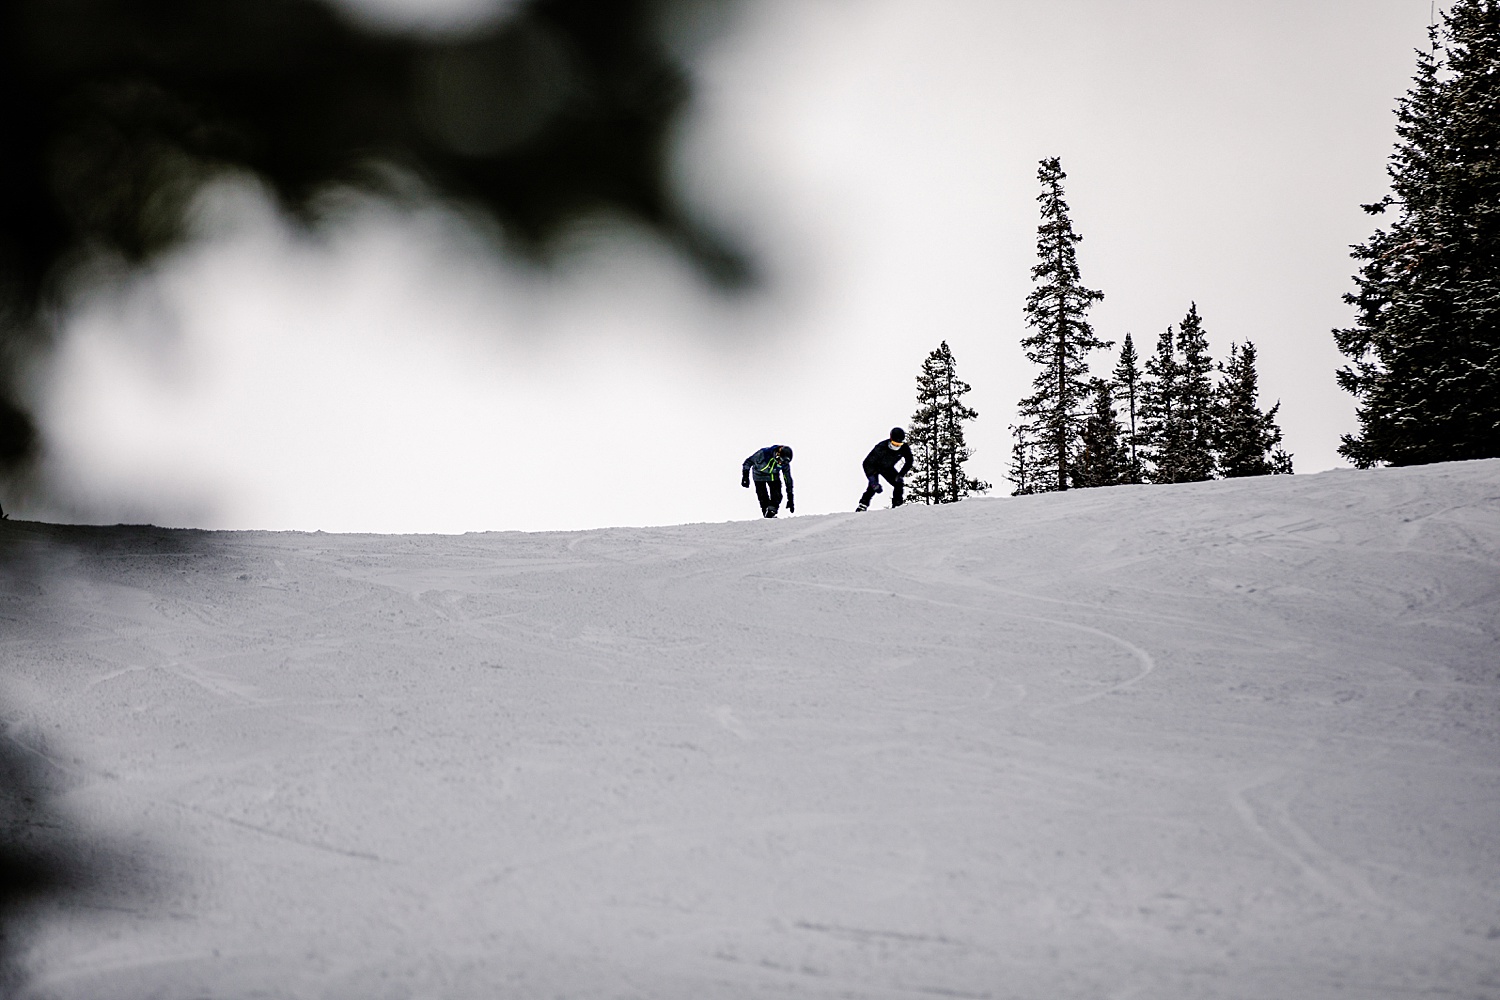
top-left (858, 427), bottom-right (912, 511)
top-left (742, 445), bottom-right (794, 518)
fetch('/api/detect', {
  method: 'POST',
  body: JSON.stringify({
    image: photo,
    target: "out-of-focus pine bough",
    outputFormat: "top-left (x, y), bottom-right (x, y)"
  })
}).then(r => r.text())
top-left (0, 0), bottom-right (748, 472)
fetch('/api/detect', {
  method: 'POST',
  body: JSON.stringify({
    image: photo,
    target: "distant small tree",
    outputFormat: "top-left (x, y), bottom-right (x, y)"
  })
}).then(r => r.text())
top-left (909, 341), bottom-right (990, 504)
top-left (1112, 333), bottom-right (1144, 483)
top-left (1174, 303), bottom-right (1219, 482)
top-left (910, 378), bottom-right (944, 502)
top-left (1016, 157), bottom-right (1110, 492)
top-left (1007, 424), bottom-right (1037, 496)
top-left (1138, 326), bottom-right (1183, 483)
top-left (1072, 379), bottom-right (1131, 488)
top-left (1139, 304), bottom-right (1219, 484)
top-left (1217, 340), bottom-right (1293, 477)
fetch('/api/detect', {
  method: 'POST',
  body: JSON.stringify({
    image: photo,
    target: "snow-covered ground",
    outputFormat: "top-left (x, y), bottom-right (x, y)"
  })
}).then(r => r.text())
top-left (2, 461), bottom-right (1498, 999)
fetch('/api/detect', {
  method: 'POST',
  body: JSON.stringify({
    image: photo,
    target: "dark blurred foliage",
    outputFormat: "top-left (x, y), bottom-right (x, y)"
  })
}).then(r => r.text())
top-left (0, 730), bottom-right (79, 993)
top-left (0, 0), bottom-right (746, 472)
top-left (0, 521), bottom-right (219, 992)
top-left (0, 703), bottom-right (159, 994)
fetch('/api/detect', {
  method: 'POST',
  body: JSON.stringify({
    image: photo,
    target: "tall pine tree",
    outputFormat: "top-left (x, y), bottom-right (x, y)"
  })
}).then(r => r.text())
top-left (1335, 0), bottom-right (1500, 466)
top-left (909, 341), bottom-right (990, 504)
top-left (1016, 158), bottom-right (1109, 492)
top-left (1112, 333), bottom-right (1144, 483)
top-left (1217, 340), bottom-right (1293, 477)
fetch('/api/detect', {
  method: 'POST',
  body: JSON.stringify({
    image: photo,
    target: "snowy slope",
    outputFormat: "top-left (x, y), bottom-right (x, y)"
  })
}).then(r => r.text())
top-left (2, 461), bottom-right (1498, 1000)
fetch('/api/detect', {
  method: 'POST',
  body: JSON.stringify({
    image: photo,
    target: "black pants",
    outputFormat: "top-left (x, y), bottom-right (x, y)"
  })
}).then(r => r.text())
top-left (754, 478), bottom-right (783, 517)
top-left (859, 468), bottom-right (904, 509)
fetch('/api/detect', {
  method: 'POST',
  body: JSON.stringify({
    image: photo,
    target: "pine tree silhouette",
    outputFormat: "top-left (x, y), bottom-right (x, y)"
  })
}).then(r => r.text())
top-left (1139, 326), bottom-right (1183, 483)
top-left (909, 341), bottom-right (989, 504)
top-left (1112, 333), bottom-right (1144, 483)
top-left (1138, 305), bottom-right (1219, 484)
top-left (1217, 341), bottom-right (1292, 477)
top-left (1174, 303), bottom-right (1218, 482)
top-left (1072, 379), bottom-right (1130, 488)
top-left (1016, 158), bottom-right (1109, 492)
top-left (1006, 424), bottom-right (1037, 496)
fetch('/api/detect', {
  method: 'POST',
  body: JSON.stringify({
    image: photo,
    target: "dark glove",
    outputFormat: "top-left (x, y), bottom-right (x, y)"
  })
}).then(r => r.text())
top-left (787, 498), bottom-right (795, 514)
top-left (741, 471), bottom-right (750, 488)
top-left (868, 475), bottom-right (882, 494)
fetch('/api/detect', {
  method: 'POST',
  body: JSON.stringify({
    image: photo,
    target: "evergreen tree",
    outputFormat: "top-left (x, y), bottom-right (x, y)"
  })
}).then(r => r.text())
top-left (1007, 424), bottom-right (1037, 496)
top-left (909, 341), bottom-right (990, 504)
top-left (1174, 303), bottom-right (1219, 482)
top-left (1072, 379), bottom-right (1131, 488)
top-left (1138, 326), bottom-right (1184, 483)
top-left (1016, 158), bottom-right (1110, 492)
top-left (1217, 341), bottom-right (1293, 477)
top-left (1112, 333), bottom-right (1144, 483)
top-left (910, 377), bottom-right (944, 504)
top-left (1139, 305), bottom-right (1218, 483)
top-left (1335, 0), bottom-right (1500, 466)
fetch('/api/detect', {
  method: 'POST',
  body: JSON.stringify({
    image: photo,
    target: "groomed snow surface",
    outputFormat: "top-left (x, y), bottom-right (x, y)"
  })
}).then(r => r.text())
top-left (2, 461), bottom-right (1499, 999)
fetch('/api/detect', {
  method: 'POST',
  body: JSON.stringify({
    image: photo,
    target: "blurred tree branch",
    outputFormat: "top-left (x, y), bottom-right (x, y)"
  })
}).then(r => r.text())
top-left (0, 0), bottom-right (747, 470)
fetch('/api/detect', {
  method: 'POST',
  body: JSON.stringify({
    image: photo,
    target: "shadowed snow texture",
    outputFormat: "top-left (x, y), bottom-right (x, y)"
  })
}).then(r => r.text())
top-left (2, 461), bottom-right (1499, 998)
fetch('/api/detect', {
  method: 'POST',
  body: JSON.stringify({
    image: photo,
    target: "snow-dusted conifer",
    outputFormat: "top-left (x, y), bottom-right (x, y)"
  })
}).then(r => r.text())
top-left (909, 341), bottom-right (990, 504)
top-left (1072, 379), bottom-right (1130, 488)
top-left (1217, 341), bottom-right (1293, 477)
top-left (1335, 0), bottom-right (1500, 466)
top-left (1016, 158), bottom-right (1109, 492)
top-left (1112, 333), bottom-right (1144, 483)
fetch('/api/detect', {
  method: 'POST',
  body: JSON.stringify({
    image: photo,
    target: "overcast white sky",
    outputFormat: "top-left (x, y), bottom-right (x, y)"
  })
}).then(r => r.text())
top-left (24, 0), bottom-right (1435, 533)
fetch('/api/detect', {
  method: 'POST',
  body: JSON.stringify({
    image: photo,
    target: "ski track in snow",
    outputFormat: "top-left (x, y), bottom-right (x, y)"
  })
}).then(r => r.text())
top-left (1, 462), bottom-right (1499, 999)
top-left (750, 574), bottom-right (1158, 714)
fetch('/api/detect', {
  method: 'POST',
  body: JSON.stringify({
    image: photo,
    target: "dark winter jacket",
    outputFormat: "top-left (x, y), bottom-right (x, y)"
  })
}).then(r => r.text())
top-left (863, 439), bottom-right (913, 478)
top-left (743, 447), bottom-right (793, 492)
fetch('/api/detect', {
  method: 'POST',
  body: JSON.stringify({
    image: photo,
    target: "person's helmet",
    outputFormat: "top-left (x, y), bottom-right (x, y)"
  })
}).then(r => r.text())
top-left (778, 445), bottom-right (793, 461)
top-left (890, 427), bottom-right (906, 442)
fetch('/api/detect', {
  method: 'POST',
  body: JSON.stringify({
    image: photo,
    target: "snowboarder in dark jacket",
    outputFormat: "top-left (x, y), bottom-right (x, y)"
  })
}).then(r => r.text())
top-left (858, 428), bottom-right (913, 511)
top-left (742, 445), bottom-right (794, 518)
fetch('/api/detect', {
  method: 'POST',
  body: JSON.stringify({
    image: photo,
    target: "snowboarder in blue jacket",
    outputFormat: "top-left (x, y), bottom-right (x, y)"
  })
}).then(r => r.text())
top-left (742, 445), bottom-right (794, 518)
